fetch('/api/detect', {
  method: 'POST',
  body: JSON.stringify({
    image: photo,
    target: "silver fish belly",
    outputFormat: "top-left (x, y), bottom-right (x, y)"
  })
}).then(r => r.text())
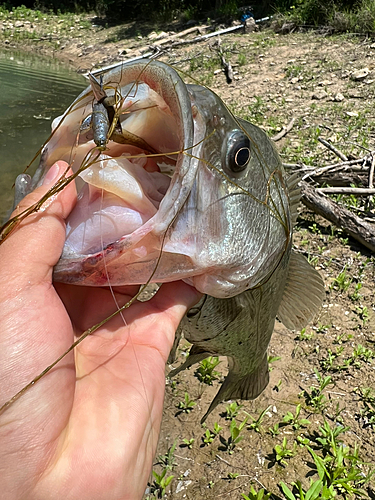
top-left (18, 60), bottom-right (325, 420)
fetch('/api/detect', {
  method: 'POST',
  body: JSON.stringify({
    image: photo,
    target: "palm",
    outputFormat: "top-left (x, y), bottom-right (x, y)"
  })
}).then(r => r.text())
top-left (0, 162), bottom-right (200, 500)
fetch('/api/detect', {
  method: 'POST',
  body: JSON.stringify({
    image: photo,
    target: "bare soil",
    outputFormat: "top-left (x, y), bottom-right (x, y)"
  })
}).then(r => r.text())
top-left (1, 17), bottom-right (375, 499)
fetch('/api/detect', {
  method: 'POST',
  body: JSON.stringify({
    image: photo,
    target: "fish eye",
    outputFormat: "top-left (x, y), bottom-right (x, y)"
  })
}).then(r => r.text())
top-left (223, 130), bottom-right (251, 174)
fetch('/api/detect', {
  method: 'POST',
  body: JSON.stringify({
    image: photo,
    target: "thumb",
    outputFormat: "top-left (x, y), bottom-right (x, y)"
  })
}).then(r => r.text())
top-left (0, 161), bottom-right (77, 296)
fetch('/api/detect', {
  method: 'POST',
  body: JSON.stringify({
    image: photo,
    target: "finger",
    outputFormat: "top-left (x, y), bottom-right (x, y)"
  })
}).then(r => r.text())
top-left (0, 161), bottom-right (77, 297)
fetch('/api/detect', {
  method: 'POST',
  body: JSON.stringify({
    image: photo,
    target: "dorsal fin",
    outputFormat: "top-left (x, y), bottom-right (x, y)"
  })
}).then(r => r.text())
top-left (277, 250), bottom-right (325, 330)
top-left (287, 172), bottom-right (301, 226)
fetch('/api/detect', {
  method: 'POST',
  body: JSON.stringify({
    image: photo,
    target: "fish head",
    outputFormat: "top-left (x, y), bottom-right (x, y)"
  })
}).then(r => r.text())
top-left (40, 60), bottom-right (291, 298)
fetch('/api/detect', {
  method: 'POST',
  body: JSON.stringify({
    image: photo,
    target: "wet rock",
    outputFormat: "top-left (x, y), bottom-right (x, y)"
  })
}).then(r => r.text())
top-left (312, 89), bottom-right (328, 100)
top-left (351, 67), bottom-right (370, 80)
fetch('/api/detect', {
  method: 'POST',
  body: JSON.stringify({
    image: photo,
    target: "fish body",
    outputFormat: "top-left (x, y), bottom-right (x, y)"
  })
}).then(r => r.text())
top-left (23, 60), bottom-right (324, 419)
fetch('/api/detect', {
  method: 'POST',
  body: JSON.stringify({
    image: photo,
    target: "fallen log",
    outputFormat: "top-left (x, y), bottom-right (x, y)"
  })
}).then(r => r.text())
top-left (300, 181), bottom-right (375, 253)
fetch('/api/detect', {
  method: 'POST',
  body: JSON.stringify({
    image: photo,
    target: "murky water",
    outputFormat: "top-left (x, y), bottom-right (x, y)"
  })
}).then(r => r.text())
top-left (0, 49), bottom-right (86, 221)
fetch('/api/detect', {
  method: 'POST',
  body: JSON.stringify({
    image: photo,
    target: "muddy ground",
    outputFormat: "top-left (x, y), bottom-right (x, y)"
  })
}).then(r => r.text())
top-left (1, 13), bottom-right (375, 499)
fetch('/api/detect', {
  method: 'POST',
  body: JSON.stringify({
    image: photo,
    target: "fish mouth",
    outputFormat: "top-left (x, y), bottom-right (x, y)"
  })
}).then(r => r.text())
top-left (53, 60), bottom-right (203, 285)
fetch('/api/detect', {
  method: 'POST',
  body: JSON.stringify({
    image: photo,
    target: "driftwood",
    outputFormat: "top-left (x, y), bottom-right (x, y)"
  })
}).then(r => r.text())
top-left (300, 181), bottom-right (375, 253)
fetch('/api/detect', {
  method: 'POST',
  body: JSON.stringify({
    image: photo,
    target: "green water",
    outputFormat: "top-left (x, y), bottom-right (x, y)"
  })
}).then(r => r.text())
top-left (0, 49), bottom-right (86, 221)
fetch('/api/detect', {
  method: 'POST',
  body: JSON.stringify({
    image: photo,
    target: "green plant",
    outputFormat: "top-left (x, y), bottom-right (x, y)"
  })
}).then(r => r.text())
top-left (149, 468), bottom-right (174, 498)
top-left (280, 479), bottom-right (325, 500)
top-left (268, 422), bottom-right (281, 437)
top-left (331, 266), bottom-right (351, 292)
top-left (157, 441), bottom-right (177, 470)
top-left (300, 370), bottom-right (333, 412)
top-left (245, 406), bottom-right (271, 433)
top-left (177, 392), bottom-right (196, 413)
top-left (355, 306), bottom-right (369, 326)
top-left (268, 355), bottom-right (281, 372)
top-left (219, 417), bottom-right (248, 454)
top-left (237, 53), bottom-right (246, 66)
top-left (282, 404), bottom-right (311, 430)
top-left (195, 356), bottom-right (220, 385)
top-left (181, 438), bottom-right (195, 449)
top-left (224, 401), bottom-right (241, 420)
top-left (296, 328), bottom-right (314, 341)
top-left (356, 387), bottom-right (375, 427)
top-left (350, 282), bottom-right (362, 301)
top-left (274, 437), bottom-right (296, 466)
top-left (314, 420), bottom-right (349, 454)
top-left (242, 486), bottom-right (272, 499)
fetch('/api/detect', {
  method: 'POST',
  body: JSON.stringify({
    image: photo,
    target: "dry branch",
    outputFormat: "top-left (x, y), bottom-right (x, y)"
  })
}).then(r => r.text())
top-left (317, 187), bottom-right (375, 195)
top-left (271, 118), bottom-right (295, 142)
top-left (318, 137), bottom-right (348, 161)
top-left (300, 181), bottom-right (375, 252)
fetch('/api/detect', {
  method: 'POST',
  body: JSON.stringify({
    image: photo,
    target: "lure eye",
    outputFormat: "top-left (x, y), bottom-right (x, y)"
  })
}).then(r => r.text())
top-left (224, 131), bottom-right (251, 174)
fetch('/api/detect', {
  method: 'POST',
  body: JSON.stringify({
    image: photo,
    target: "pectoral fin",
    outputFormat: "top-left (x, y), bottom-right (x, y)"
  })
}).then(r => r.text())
top-left (277, 250), bottom-right (325, 330)
top-left (201, 353), bottom-right (269, 423)
top-left (169, 345), bottom-right (210, 377)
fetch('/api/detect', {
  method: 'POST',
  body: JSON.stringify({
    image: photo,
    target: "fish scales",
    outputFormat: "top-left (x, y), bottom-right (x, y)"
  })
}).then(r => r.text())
top-left (15, 60), bottom-right (325, 420)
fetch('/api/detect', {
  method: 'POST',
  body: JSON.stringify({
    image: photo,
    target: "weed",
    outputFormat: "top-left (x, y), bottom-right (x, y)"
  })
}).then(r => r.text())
top-left (242, 486), bottom-right (272, 499)
top-left (149, 469), bottom-right (174, 498)
top-left (355, 305), bottom-right (369, 326)
top-left (223, 401), bottom-right (241, 420)
top-left (177, 392), bottom-right (196, 414)
top-left (356, 387), bottom-right (375, 427)
top-left (195, 356), bottom-right (220, 385)
top-left (274, 437), bottom-right (297, 466)
top-left (181, 438), bottom-right (195, 449)
top-left (219, 417), bottom-right (248, 454)
top-left (268, 423), bottom-right (281, 437)
top-left (202, 429), bottom-right (215, 445)
top-left (350, 282), bottom-right (362, 301)
top-left (300, 370), bottom-right (333, 412)
top-left (157, 441), bottom-right (177, 470)
top-left (331, 265), bottom-right (351, 292)
top-left (282, 404), bottom-right (311, 430)
top-left (296, 328), bottom-right (314, 341)
top-left (245, 406), bottom-right (271, 433)
top-left (237, 53), bottom-right (246, 66)
top-left (227, 472), bottom-right (240, 480)
top-left (307, 444), bottom-right (371, 497)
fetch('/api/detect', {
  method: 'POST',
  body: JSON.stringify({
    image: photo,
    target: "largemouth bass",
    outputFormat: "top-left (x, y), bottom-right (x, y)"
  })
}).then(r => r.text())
top-left (16, 60), bottom-right (324, 421)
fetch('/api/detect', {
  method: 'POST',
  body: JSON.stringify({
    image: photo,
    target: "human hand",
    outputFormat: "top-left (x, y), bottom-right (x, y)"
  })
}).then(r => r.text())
top-left (0, 161), bottom-right (201, 500)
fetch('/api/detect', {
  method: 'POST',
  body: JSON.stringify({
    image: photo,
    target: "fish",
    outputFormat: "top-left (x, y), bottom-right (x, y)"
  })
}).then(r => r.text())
top-left (17, 59), bottom-right (325, 422)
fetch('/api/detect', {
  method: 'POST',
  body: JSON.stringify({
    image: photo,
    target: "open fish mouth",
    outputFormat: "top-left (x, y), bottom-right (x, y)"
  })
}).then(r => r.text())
top-left (48, 61), bottom-right (207, 287)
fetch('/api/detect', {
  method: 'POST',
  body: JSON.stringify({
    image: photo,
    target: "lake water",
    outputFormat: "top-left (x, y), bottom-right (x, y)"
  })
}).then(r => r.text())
top-left (0, 49), bottom-right (86, 220)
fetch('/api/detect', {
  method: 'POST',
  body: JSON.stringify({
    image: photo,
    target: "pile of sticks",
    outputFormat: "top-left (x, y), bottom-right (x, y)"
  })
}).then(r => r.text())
top-left (281, 134), bottom-right (375, 252)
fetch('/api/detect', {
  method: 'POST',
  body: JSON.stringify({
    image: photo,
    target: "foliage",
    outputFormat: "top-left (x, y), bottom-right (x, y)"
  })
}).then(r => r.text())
top-left (195, 356), bottom-right (220, 385)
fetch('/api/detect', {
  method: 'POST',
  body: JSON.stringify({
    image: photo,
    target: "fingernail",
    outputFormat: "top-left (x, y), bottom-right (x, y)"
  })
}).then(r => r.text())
top-left (42, 162), bottom-right (60, 186)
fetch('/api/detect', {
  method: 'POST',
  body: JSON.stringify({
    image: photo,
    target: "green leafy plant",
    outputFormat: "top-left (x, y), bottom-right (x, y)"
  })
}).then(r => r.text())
top-left (242, 486), bottom-right (272, 499)
top-left (300, 370), bottom-right (333, 412)
top-left (157, 441), bottom-right (177, 470)
top-left (177, 392), bottom-right (196, 413)
top-left (149, 468), bottom-right (174, 498)
top-left (245, 406), bottom-right (271, 433)
top-left (331, 266), bottom-right (351, 292)
top-left (282, 404), bottom-right (311, 430)
top-left (223, 401), bottom-right (241, 420)
top-left (274, 437), bottom-right (297, 466)
top-left (195, 356), bottom-right (220, 385)
top-left (219, 417), bottom-right (248, 454)
top-left (181, 438), bottom-right (195, 449)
